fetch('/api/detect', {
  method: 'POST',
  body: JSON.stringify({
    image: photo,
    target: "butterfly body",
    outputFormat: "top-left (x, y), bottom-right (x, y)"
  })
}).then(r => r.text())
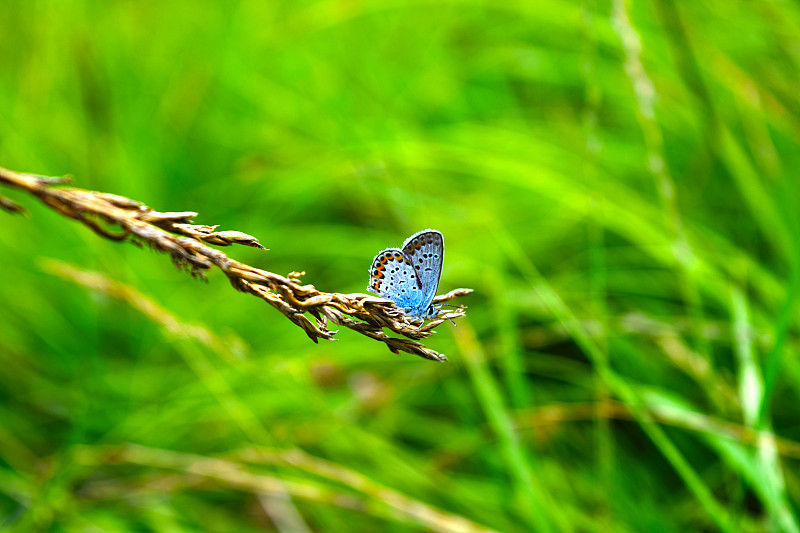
top-left (367, 229), bottom-right (444, 321)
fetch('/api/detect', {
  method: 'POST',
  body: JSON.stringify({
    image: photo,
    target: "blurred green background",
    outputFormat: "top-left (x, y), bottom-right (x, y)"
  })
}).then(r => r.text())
top-left (1, 0), bottom-right (800, 531)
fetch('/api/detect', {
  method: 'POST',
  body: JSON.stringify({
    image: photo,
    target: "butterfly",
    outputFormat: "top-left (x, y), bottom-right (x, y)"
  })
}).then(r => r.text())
top-left (367, 229), bottom-right (444, 323)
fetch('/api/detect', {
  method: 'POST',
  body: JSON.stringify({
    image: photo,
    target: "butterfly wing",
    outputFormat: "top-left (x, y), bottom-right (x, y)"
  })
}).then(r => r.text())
top-left (367, 247), bottom-right (426, 312)
top-left (401, 229), bottom-right (444, 310)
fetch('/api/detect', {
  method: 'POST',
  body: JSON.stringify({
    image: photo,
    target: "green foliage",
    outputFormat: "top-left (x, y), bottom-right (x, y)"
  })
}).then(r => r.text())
top-left (1, 0), bottom-right (799, 531)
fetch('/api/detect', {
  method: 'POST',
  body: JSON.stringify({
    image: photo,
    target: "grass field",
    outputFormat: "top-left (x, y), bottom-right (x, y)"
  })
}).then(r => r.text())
top-left (2, 1), bottom-right (800, 531)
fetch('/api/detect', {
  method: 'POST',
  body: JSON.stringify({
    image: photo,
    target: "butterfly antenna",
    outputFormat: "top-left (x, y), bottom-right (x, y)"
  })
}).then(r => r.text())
top-left (436, 304), bottom-right (459, 326)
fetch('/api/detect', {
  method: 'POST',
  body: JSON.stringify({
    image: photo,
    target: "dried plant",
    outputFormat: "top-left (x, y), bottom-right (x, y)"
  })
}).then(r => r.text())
top-left (75, 444), bottom-right (496, 533)
top-left (0, 166), bottom-right (471, 361)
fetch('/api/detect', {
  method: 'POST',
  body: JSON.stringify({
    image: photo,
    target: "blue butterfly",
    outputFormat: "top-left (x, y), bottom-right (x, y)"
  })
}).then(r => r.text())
top-left (367, 229), bottom-right (444, 323)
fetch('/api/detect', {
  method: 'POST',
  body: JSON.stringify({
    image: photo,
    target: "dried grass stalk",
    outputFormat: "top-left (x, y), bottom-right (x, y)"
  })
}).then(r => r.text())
top-left (75, 444), bottom-right (497, 533)
top-left (0, 166), bottom-right (471, 361)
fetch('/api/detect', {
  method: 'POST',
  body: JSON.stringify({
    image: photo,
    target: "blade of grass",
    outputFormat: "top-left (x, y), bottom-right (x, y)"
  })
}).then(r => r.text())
top-left (452, 319), bottom-right (566, 533)
top-left (731, 286), bottom-right (799, 533)
top-left (611, 0), bottom-right (712, 369)
top-left (487, 261), bottom-right (532, 410)
top-left (493, 223), bottom-right (735, 533)
top-left (718, 127), bottom-right (794, 265)
top-left (581, 1), bottom-right (615, 522)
